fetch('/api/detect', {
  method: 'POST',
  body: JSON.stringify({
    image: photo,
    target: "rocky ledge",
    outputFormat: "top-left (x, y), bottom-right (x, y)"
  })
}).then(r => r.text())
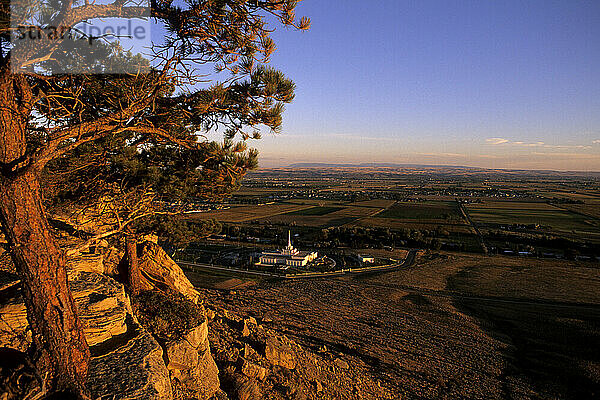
top-left (1, 240), bottom-right (367, 399)
top-left (0, 243), bottom-right (219, 400)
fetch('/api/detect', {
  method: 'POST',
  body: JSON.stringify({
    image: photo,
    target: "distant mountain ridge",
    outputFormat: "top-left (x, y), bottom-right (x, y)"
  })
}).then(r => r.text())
top-left (263, 162), bottom-right (600, 177)
top-left (285, 162), bottom-right (475, 169)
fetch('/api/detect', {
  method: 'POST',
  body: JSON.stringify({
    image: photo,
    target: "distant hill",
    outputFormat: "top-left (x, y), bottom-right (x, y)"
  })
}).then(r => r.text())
top-left (285, 162), bottom-right (473, 169)
top-left (269, 162), bottom-right (600, 178)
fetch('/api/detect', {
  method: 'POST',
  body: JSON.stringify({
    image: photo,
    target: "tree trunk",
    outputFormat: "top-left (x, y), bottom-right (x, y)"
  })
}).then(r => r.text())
top-left (0, 72), bottom-right (90, 394)
top-left (126, 236), bottom-right (141, 296)
top-left (0, 170), bottom-right (91, 393)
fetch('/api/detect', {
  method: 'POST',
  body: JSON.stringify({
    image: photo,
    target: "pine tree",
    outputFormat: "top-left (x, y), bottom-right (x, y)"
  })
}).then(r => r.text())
top-left (0, 0), bottom-right (309, 395)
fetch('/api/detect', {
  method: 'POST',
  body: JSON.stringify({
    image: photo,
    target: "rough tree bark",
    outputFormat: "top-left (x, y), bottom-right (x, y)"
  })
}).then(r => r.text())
top-left (125, 235), bottom-right (141, 296)
top-left (0, 72), bottom-right (90, 394)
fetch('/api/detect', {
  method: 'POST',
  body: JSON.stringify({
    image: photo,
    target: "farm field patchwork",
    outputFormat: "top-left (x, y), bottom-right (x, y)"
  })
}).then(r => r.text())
top-left (378, 201), bottom-right (464, 221)
top-left (190, 203), bottom-right (313, 222)
top-left (353, 218), bottom-right (475, 234)
top-left (348, 199), bottom-right (396, 208)
top-left (254, 213), bottom-right (359, 228)
top-left (466, 202), bottom-right (600, 233)
top-left (285, 206), bottom-right (344, 216)
top-left (555, 201), bottom-right (600, 220)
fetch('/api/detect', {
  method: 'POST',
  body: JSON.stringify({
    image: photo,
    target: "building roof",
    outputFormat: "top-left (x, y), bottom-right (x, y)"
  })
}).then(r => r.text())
top-left (260, 231), bottom-right (316, 260)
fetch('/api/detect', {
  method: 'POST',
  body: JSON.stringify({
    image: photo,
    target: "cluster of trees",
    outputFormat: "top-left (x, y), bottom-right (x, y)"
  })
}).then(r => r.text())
top-left (149, 217), bottom-right (223, 254)
top-left (217, 223), bottom-right (470, 251)
top-left (485, 230), bottom-right (597, 258)
top-left (316, 226), bottom-right (452, 250)
top-left (222, 224), bottom-right (292, 243)
top-left (548, 198), bottom-right (585, 204)
top-left (0, 0), bottom-right (309, 396)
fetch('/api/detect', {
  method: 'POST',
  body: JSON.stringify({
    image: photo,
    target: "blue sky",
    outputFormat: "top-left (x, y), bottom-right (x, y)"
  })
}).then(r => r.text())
top-left (249, 0), bottom-right (600, 170)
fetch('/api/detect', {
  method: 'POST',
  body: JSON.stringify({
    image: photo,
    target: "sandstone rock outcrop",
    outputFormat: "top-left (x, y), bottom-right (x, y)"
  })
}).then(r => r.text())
top-left (239, 358), bottom-right (267, 381)
top-left (138, 241), bottom-right (201, 304)
top-left (88, 327), bottom-right (172, 400)
top-left (164, 322), bottom-right (207, 370)
top-left (169, 343), bottom-right (220, 399)
top-left (0, 268), bottom-right (133, 351)
top-left (162, 319), bottom-right (220, 399)
top-left (264, 335), bottom-right (296, 370)
top-left (67, 253), bottom-right (105, 274)
top-left (68, 270), bottom-right (132, 347)
top-left (0, 266), bottom-right (174, 399)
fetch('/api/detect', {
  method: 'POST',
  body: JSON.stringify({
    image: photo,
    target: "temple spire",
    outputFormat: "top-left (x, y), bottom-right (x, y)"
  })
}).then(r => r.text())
top-left (288, 230), bottom-right (292, 248)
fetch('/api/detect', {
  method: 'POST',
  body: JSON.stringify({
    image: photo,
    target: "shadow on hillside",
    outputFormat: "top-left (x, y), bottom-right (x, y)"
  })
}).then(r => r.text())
top-left (448, 281), bottom-right (600, 399)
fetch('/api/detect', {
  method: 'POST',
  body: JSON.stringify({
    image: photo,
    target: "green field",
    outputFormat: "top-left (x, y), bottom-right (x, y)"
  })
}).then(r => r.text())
top-left (285, 206), bottom-right (344, 216)
top-left (378, 201), bottom-right (462, 221)
top-left (466, 203), bottom-right (599, 233)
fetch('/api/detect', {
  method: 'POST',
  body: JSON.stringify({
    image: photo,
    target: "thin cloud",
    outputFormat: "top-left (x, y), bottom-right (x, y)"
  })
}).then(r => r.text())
top-left (486, 137), bottom-right (509, 145)
top-left (486, 138), bottom-right (591, 150)
top-left (530, 152), bottom-right (597, 159)
top-left (416, 152), bottom-right (468, 158)
top-left (542, 144), bottom-right (591, 150)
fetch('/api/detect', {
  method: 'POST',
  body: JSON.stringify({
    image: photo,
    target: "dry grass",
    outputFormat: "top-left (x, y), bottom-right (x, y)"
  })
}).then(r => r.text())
top-left (198, 252), bottom-right (600, 399)
top-left (348, 199), bottom-right (396, 208)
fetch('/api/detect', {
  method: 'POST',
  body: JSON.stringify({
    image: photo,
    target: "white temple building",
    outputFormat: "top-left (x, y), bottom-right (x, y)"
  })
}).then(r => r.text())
top-left (259, 231), bottom-right (318, 267)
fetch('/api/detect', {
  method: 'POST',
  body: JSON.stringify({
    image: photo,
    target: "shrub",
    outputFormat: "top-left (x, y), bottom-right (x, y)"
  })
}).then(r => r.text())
top-left (134, 290), bottom-right (203, 342)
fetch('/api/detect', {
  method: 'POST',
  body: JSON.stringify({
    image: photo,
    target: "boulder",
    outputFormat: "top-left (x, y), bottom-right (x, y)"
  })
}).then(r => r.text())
top-left (163, 320), bottom-right (208, 370)
top-left (264, 335), bottom-right (296, 370)
top-left (88, 327), bottom-right (173, 400)
top-left (138, 242), bottom-right (200, 304)
top-left (163, 320), bottom-right (220, 399)
top-left (240, 358), bottom-right (267, 381)
top-left (165, 339), bottom-right (199, 371)
top-left (185, 318), bottom-right (209, 348)
top-left (334, 358), bottom-right (350, 370)
top-left (170, 344), bottom-right (220, 399)
top-left (243, 343), bottom-right (258, 359)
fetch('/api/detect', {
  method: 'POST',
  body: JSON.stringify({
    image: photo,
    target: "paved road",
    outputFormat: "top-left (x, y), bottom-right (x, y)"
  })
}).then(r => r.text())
top-left (456, 199), bottom-right (488, 254)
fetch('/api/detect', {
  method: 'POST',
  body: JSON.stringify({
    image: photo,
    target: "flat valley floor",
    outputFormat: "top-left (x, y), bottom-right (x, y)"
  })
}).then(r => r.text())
top-left (196, 252), bottom-right (600, 399)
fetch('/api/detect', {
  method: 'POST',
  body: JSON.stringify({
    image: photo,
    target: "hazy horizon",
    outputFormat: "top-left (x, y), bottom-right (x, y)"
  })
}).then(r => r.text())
top-left (253, 159), bottom-right (600, 174)
top-left (251, 1), bottom-right (600, 171)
